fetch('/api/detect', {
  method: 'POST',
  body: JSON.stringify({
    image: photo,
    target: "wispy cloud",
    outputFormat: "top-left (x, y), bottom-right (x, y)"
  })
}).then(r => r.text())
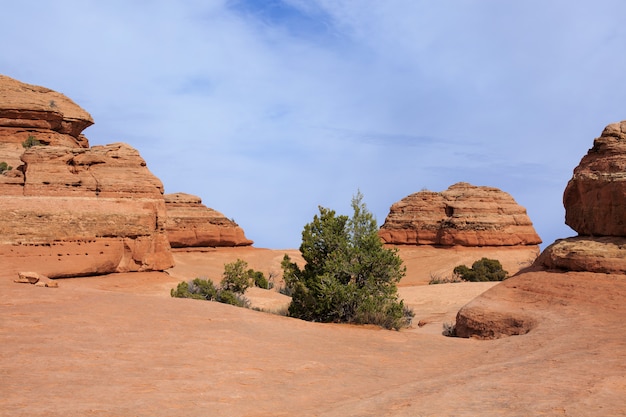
top-left (1, 0), bottom-right (624, 248)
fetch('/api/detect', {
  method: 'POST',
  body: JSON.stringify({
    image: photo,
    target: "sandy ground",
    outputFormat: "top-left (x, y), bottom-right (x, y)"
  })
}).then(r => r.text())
top-left (2, 246), bottom-right (625, 416)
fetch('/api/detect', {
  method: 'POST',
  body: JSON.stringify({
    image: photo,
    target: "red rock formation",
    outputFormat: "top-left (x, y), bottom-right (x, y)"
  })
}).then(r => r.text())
top-left (379, 182), bottom-right (541, 246)
top-left (165, 193), bottom-right (253, 248)
top-left (457, 121), bottom-right (626, 339)
top-left (536, 120), bottom-right (626, 273)
top-left (0, 74), bottom-right (173, 277)
top-left (536, 236), bottom-right (626, 274)
top-left (563, 121), bottom-right (626, 236)
top-left (0, 74), bottom-right (92, 177)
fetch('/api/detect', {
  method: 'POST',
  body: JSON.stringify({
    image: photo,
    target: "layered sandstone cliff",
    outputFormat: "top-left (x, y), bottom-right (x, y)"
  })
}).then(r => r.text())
top-left (165, 193), bottom-right (253, 248)
top-left (379, 182), bottom-right (541, 246)
top-left (0, 75), bottom-right (173, 277)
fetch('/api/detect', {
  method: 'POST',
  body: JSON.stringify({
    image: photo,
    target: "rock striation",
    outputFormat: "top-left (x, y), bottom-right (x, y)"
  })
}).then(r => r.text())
top-left (0, 74), bottom-right (173, 277)
top-left (537, 120), bottom-right (626, 273)
top-left (165, 193), bottom-right (253, 248)
top-left (563, 121), bottom-right (626, 236)
top-left (457, 121), bottom-right (626, 339)
top-left (379, 182), bottom-right (541, 247)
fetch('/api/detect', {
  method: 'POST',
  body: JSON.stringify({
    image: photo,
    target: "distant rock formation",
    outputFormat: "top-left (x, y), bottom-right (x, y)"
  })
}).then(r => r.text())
top-left (537, 120), bottom-right (626, 273)
top-left (379, 182), bottom-right (541, 247)
top-left (165, 193), bottom-right (253, 248)
top-left (0, 74), bottom-right (173, 277)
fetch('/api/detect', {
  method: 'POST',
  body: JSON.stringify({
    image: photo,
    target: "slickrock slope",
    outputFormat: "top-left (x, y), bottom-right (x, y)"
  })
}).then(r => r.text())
top-left (2, 248), bottom-right (625, 416)
top-left (0, 75), bottom-right (173, 277)
top-left (165, 193), bottom-right (253, 247)
top-left (379, 182), bottom-right (541, 247)
top-left (458, 121), bottom-right (626, 338)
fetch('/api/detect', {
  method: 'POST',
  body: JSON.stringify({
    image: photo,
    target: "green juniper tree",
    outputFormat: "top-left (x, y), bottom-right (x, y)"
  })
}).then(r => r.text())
top-left (281, 191), bottom-right (413, 330)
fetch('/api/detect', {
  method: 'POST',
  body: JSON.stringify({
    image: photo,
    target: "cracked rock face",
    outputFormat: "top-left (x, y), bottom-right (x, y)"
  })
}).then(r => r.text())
top-left (379, 182), bottom-right (541, 247)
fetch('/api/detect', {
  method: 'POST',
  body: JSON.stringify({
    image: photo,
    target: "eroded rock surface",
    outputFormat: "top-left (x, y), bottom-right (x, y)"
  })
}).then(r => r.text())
top-left (538, 120), bottom-right (626, 273)
top-left (0, 74), bottom-right (173, 277)
top-left (379, 182), bottom-right (541, 246)
top-left (165, 193), bottom-right (253, 247)
top-left (457, 121), bottom-right (626, 339)
top-left (564, 121), bottom-right (626, 236)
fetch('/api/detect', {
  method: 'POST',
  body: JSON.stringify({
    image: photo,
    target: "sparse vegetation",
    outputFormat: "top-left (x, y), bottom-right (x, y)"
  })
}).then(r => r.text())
top-left (453, 258), bottom-right (508, 282)
top-left (22, 135), bottom-right (43, 148)
top-left (0, 161), bottom-right (12, 174)
top-left (442, 322), bottom-right (457, 337)
top-left (170, 259), bottom-right (267, 309)
top-left (281, 191), bottom-right (414, 330)
top-left (428, 271), bottom-right (464, 285)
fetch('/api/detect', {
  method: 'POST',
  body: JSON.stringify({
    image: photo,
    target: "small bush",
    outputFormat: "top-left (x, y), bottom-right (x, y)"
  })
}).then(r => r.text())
top-left (171, 260), bottom-right (270, 310)
top-left (22, 135), bottom-right (42, 148)
top-left (453, 258), bottom-right (508, 282)
top-left (0, 162), bottom-right (12, 174)
top-left (428, 272), bottom-right (464, 285)
top-left (217, 290), bottom-right (249, 307)
top-left (250, 269), bottom-right (270, 289)
top-left (442, 322), bottom-right (457, 337)
top-left (221, 259), bottom-right (253, 293)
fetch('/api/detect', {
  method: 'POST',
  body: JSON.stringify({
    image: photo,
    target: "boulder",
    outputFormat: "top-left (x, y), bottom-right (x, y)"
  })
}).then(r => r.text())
top-left (379, 182), bottom-right (541, 246)
top-left (536, 236), bottom-right (626, 274)
top-left (165, 193), bottom-right (253, 247)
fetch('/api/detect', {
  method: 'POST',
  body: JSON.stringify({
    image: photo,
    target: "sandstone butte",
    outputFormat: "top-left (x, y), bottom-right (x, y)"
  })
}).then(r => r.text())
top-left (0, 75), bottom-right (251, 278)
top-left (165, 192), bottom-right (253, 248)
top-left (379, 182), bottom-right (542, 247)
top-left (456, 120), bottom-right (626, 340)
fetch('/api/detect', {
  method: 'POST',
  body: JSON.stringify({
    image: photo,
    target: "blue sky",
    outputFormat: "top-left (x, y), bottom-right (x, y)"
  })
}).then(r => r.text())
top-left (2, 1), bottom-right (625, 249)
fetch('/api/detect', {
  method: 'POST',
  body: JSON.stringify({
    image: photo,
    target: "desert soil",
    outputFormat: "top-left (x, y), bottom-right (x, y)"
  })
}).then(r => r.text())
top-left (2, 246), bottom-right (625, 416)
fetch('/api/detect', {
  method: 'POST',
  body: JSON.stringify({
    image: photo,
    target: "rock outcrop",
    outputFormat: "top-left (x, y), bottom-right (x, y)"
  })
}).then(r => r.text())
top-left (563, 121), bottom-right (626, 236)
top-left (0, 74), bottom-right (92, 176)
top-left (379, 182), bottom-right (541, 246)
top-left (0, 74), bottom-right (173, 277)
top-left (457, 120), bottom-right (626, 339)
top-left (165, 193), bottom-right (253, 248)
top-left (537, 120), bottom-right (626, 273)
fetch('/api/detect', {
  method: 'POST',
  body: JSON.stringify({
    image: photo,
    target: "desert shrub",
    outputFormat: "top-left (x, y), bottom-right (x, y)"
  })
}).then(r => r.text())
top-left (0, 162), bottom-right (12, 174)
top-left (442, 322), bottom-right (457, 337)
top-left (22, 135), bottom-right (42, 148)
top-left (453, 258), bottom-right (508, 282)
top-left (221, 259), bottom-right (253, 293)
top-left (171, 260), bottom-right (271, 309)
top-left (189, 278), bottom-right (218, 300)
top-left (250, 269), bottom-right (270, 289)
top-left (170, 281), bottom-right (205, 300)
top-left (281, 191), bottom-right (413, 330)
top-left (170, 278), bottom-right (217, 300)
top-left (428, 272), bottom-right (464, 285)
top-left (217, 289), bottom-right (249, 307)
